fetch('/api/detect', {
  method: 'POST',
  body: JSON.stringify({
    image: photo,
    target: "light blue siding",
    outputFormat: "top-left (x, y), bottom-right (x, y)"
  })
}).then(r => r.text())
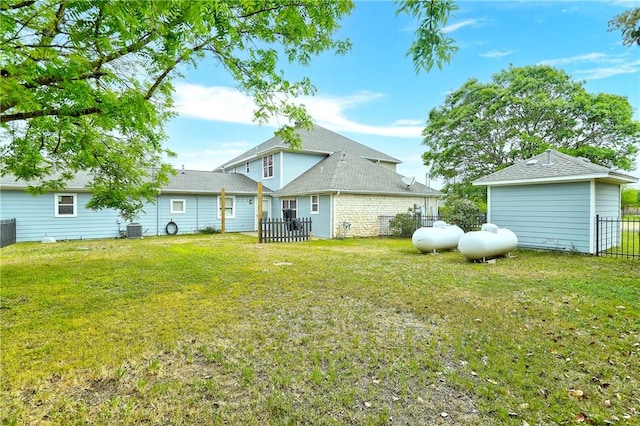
top-left (281, 152), bottom-right (324, 188)
top-left (294, 194), bottom-right (331, 238)
top-left (137, 194), bottom-right (257, 235)
top-left (221, 196), bottom-right (257, 232)
top-left (595, 183), bottom-right (620, 217)
top-left (0, 191), bottom-right (122, 242)
top-left (489, 182), bottom-right (591, 252)
top-left (148, 194), bottom-right (218, 236)
top-left (241, 157), bottom-right (272, 187)
top-left (595, 183), bottom-right (621, 250)
top-left (1, 190), bottom-right (259, 242)
top-left (312, 195), bottom-right (331, 238)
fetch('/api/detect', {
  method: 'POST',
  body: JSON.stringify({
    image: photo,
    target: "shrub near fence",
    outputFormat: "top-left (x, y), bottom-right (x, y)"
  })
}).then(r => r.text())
top-left (379, 214), bottom-right (486, 237)
top-left (259, 217), bottom-right (312, 243)
top-left (1, 218), bottom-right (17, 248)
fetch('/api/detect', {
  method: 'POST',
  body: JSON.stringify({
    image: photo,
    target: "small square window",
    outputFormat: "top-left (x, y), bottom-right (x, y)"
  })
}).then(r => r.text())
top-left (55, 193), bottom-right (77, 217)
top-left (171, 199), bottom-right (186, 214)
top-left (245, 162), bottom-right (250, 174)
top-left (310, 195), bottom-right (319, 214)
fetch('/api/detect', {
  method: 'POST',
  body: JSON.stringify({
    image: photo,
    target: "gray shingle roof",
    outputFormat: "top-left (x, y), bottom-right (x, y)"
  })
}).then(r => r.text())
top-left (473, 150), bottom-right (638, 186)
top-left (274, 151), bottom-right (442, 197)
top-left (164, 170), bottom-right (270, 194)
top-left (1, 169), bottom-right (270, 194)
top-left (216, 124), bottom-right (401, 170)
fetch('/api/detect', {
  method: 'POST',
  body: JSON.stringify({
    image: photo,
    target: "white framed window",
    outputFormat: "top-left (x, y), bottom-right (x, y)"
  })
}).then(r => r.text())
top-left (245, 162), bottom-right (250, 174)
top-left (171, 199), bottom-right (186, 214)
top-left (263, 154), bottom-right (273, 178)
top-left (217, 195), bottom-right (235, 219)
top-left (310, 195), bottom-right (319, 214)
top-left (54, 193), bottom-right (77, 217)
top-left (282, 198), bottom-right (297, 218)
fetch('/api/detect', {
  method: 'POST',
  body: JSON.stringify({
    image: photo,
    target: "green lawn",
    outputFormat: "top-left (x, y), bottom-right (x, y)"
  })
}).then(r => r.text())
top-left (1, 234), bottom-right (639, 425)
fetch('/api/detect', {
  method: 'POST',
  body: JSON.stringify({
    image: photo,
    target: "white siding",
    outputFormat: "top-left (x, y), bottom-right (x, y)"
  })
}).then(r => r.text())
top-left (489, 182), bottom-right (591, 253)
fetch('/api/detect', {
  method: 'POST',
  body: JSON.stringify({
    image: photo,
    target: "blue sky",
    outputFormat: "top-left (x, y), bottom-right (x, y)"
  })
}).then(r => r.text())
top-left (165, 0), bottom-right (640, 189)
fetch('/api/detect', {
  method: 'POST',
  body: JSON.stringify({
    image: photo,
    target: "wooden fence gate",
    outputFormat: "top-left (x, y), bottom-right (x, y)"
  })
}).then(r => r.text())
top-left (259, 217), bottom-right (312, 243)
top-left (1, 218), bottom-right (17, 248)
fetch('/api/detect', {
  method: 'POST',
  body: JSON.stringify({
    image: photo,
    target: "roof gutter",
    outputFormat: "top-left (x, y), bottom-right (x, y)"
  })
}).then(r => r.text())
top-left (473, 173), bottom-right (638, 186)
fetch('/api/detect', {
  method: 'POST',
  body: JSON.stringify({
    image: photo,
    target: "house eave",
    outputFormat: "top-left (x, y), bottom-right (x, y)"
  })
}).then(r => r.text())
top-left (274, 189), bottom-right (442, 197)
top-left (474, 173), bottom-right (638, 187)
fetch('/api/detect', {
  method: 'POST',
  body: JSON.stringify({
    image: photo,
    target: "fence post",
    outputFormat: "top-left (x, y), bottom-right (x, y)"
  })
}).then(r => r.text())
top-left (595, 214), bottom-right (599, 256)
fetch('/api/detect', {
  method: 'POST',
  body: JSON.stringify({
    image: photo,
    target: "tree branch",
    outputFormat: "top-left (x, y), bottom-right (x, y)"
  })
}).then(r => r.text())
top-left (1, 106), bottom-right (101, 123)
top-left (0, 0), bottom-right (35, 10)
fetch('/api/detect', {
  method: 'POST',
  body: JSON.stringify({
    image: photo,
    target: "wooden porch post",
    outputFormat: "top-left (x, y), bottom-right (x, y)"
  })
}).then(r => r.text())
top-left (221, 188), bottom-right (225, 234)
top-left (257, 182), bottom-right (263, 242)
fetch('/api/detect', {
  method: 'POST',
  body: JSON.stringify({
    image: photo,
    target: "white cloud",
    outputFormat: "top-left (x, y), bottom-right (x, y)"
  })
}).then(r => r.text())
top-left (173, 84), bottom-right (257, 124)
top-left (479, 49), bottom-right (515, 58)
top-left (393, 118), bottom-right (424, 126)
top-left (574, 59), bottom-right (640, 80)
top-left (442, 19), bottom-right (477, 34)
top-left (173, 83), bottom-right (424, 138)
top-left (538, 52), bottom-right (607, 66)
top-left (538, 53), bottom-right (640, 80)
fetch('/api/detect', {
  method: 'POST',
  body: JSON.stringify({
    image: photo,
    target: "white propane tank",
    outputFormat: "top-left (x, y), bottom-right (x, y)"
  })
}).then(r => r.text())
top-left (412, 221), bottom-right (464, 253)
top-left (457, 223), bottom-right (518, 260)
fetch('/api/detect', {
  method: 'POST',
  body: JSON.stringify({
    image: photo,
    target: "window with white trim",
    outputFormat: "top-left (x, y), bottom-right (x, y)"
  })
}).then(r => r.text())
top-left (217, 196), bottom-right (235, 219)
top-left (55, 193), bottom-right (77, 217)
top-left (310, 195), bottom-right (319, 214)
top-left (263, 154), bottom-right (273, 178)
top-left (170, 199), bottom-right (186, 214)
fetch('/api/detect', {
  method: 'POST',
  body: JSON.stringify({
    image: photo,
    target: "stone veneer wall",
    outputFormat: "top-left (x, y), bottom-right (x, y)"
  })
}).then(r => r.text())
top-left (333, 194), bottom-right (437, 237)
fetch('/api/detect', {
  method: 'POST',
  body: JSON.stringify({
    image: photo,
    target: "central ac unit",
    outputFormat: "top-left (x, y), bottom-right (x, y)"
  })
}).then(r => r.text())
top-left (126, 223), bottom-right (143, 239)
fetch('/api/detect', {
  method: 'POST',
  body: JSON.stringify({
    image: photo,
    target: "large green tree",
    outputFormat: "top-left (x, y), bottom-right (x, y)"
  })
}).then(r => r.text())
top-left (0, 0), bottom-right (455, 220)
top-left (422, 65), bottom-right (640, 199)
top-left (0, 0), bottom-right (353, 219)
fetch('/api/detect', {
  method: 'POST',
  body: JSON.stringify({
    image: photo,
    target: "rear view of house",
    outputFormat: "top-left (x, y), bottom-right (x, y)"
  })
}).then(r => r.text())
top-left (1, 125), bottom-right (442, 242)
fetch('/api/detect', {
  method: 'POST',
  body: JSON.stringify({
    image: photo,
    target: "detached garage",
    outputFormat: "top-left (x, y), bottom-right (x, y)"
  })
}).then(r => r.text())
top-left (473, 149), bottom-right (638, 254)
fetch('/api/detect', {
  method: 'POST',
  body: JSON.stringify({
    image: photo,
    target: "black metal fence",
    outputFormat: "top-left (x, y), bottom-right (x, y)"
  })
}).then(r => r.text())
top-left (595, 215), bottom-right (639, 259)
top-left (379, 214), bottom-right (486, 237)
top-left (1, 218), bottom-right (17, 248)
top-left (259, 217), bottom-right (312, 243)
